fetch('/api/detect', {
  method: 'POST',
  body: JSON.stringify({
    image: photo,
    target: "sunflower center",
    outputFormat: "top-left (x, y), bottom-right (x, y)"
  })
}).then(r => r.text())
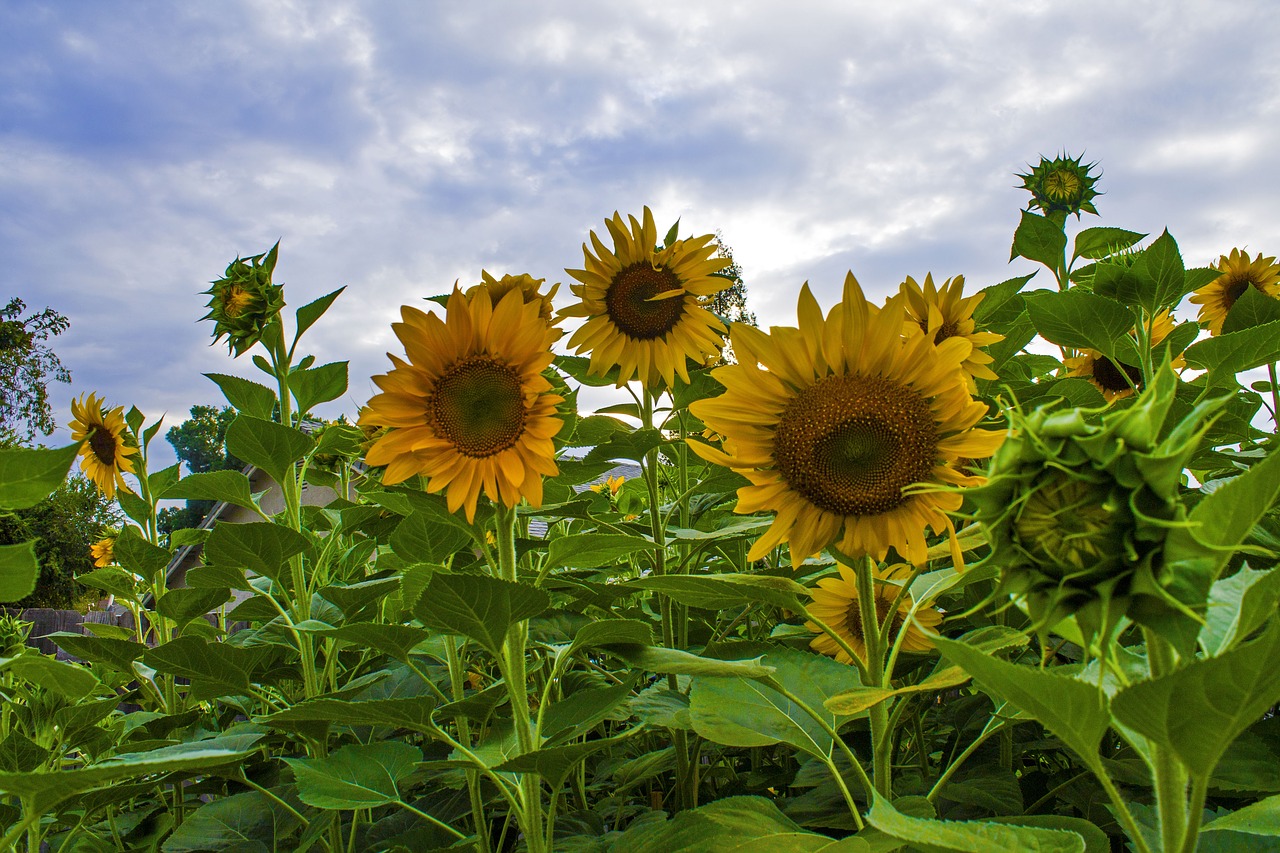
top-left (773, 375), bottom-right (939, 516)
top-left (87, 426), bottom-right (117, 466)
top-left (843, 590), bottom-right (904, 641)
top-left (430, 356), bottom-right (526, 458)
top-left (1016, 472), bottom-right (1122, 578)
top-left (932, 320), bottom-right (960, 345)
top-left (1044, 169), bottom-right (1081, 201)
top-left (223, 284), bottom-right (253, 318)
top-left (1221, 276), bottom-right (1256, 312)
top-left (605, 262), bottom-right (687, 340)
top-left (1091, 357), bottom-right (1143, 393)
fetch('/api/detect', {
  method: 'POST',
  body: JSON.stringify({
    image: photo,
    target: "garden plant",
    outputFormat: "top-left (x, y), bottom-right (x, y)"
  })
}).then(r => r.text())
top-left (3, 155), bottom-right (1280, 851)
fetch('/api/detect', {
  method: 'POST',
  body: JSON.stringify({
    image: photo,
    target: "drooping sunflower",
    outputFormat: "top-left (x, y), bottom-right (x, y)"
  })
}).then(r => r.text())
top-left (895, 273), bottom-right (1003, 385)
top-left (467, 271), bottom-right (561, 330)
top-left (69, 393), bottom-right (138, 500)
top-left (90, 535), bottom-right (116, 568)
top-left (690, 274), bottom-right (1006, 567)
top-left (359, 285), bottom-right (563, 521)
top-left (1189, 248), bottom-right (1280, 336)
top-left (560, 207), bottom-right (732, 389)
top-left (1064, 310), bottom-right (1184, 402)
top-left (805, 563), bottom-right (942, 664)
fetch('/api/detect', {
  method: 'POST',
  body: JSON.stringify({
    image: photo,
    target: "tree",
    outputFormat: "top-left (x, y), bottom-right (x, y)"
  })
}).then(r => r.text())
top-left (709, 233), bottom-right (757, 364)
top-left (0, 298), bottom-right (71, 441)
top-left (158, 404), bottom-right (241, 540)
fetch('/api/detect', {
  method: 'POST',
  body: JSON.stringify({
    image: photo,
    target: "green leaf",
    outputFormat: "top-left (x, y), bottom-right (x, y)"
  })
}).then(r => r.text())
top-left (1023, 289), bottom-right (1137, 366)
top-left (933, 634), bottom-right (1109, 773)
top-left (497, 732), bottom-right (635, 790)
top-left (297, 623), bottom-right (430, 662)
top-left (162, 788), bottom-right (303, 853)
top-left (973, 274), bottom-right (1035, 326)
top-left (155, 587), bottom-right (232, 629)
top-left (390, 512), bottom-right (471, 564)
top-left (261, 697), bottom-right (437, 736)
top-left (562, 618), bottom-right (654, 660)
top-left (74, 566), bottom-right (140, 600)
top-left (583, 427), bottom-right (664, 464)
top-left (607, 795), bottom-right (868, 852)
top-left (568, 415), bottom-right (631, 447)
top-left (0, 653), bottom-right (100, 698)
top-left (204, 373), bottom-right (277, 420)
top-left (225, 415), bottom-right (313, 487)
top-left (295, 287), bottom-right (346, 339)
top-left (1202, 794), bottom-right (1280, 836)
top-left (289, 361), bottom-right (348, 415)
top-left (113, 527), bottom-right (172, 580)
top-left (825, 666), bottom-right (971, 715)
top-left (204, 521), bottom-right (312, 582)
top-left (541, 681), bottom-right (635, 744)
top-left (1111, 623), bottom-right (1280, 778)
top-left (867, 794), bottom-right (1086, 853)
top-left (185, 563), bottom-right (250, 590)
top-left (610, 645), bottom-right (775, 679)
top-left (0, 541), bottom-right (39, 602)
top-left (285, 742), bottom-right (421, 810)
top-left (412, 572), bottom-right (550, 655)
top-left (631, 573), bottom-right (808, 612)
top-left (45, 633), bottom-right (147, 672)
top-left (147, 463), bottom-right (181, 500)
top-left (1010, 210), bottom-right (1067, 270)
top-left (0, 443), bottom-right (78, 511)
top-left (1184, 320), bottom-right (1280, 387)
top-left (1200, 567), bottom-right (1280, 656)
top-left (547, 533), bottom-right (654, 569)
top-left (142, 636), bottom-right (253, 701)
top-left (1222, 285), bottom-right (1280, 334)
top-left (1072, 227), bottom-right (1146, 262)
top-left (162, 469), bottom-right (259, 514)
top-left (1132, 229), bottom-right (1186, 312)
top-left (318, 577), bottom-right (400, 617)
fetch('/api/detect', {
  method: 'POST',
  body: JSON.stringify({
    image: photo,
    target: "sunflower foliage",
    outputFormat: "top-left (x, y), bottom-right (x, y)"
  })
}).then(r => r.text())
top-left (2, 166), bottom-right (1280, 853)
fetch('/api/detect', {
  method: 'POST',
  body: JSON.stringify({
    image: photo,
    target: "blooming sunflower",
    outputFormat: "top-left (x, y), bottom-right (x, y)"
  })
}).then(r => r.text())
top-left (896, 273), bottom-right (1003, 385)
top-left (359, 286), bottom-right (563, 521)
top-left (1189, 248), bottom-right (1280, 336)
top-left (90, 535), bottom-right (116, 568)
top-left (690, 274), bottom-right (1005, 567)
top-left (806, 563), bottom-right (942, 664)
top-left (69, 393), bottom-right (138, 500)
top-left (590, 474), bottom-right (626, 496)
top-left (1064, 310), bottom-right (1183, 402)
top-left (560, 207), bottom-right (732, 389)
top-left (467, 271), bottom-right (561, 330)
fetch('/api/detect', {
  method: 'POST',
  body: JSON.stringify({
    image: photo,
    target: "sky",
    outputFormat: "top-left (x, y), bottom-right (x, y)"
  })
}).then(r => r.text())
top-left (5, 0), bottom-right (1279, 470)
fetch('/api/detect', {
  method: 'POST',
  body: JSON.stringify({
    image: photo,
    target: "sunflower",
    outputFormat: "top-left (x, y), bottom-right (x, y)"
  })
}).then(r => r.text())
top-left (467, 271), bottom-right (561, 330)
top-left (90, 535), bottom-right (116, 568)
top-left (690, 274), bottom-right (1005, 567)
top-left (1064, 309), bottom-right (1183, 401)
top-left (1016, 153), bottom-right (1101, 218)
top-left (589, 474), bottom-right (626, 496)
top-left (806, 563), bottom-right (942, 664)
top-left (359, 286), bottom-right (563, 521)
top-left (202, 242), bottom-right (286, 356)
top-left (69, 393), bottom-right (138, 500)
top-left (560, 207), bottom-right (732, 389)
top-left (895, 273), bottom-right (1003, 385)
top-left (1189, 248), bottom-right (1280, 336)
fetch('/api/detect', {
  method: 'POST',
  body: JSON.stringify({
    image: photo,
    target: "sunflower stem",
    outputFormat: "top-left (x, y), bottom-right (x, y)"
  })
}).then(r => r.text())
top-left (1269, 363), bottom-right (1280, 429)
top-left (1144, 627), bottom-right (1188, 853)
top-left (853, 557), bottom-right (892, 796)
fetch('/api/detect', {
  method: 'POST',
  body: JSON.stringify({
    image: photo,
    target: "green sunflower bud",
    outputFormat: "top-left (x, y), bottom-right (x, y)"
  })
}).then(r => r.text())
top-left (202, 241), bottom-right (286, 357)
top-left (1016, 153), bottom-right (1101, 219)
top-left (971, 364), bottom-right (1223, 642)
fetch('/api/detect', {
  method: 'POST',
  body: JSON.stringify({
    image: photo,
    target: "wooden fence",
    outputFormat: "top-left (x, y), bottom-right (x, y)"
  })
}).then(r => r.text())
top-left (3, 607), bottom-right (137, 657)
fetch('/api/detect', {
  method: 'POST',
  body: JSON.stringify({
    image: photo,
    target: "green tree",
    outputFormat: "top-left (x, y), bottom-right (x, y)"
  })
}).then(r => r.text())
top-left (0, 298), bottom-right (71, 441)
top-left (158, 404), bottom-right (242, 540)
top-left (709, 233), bottom-right (757, 365)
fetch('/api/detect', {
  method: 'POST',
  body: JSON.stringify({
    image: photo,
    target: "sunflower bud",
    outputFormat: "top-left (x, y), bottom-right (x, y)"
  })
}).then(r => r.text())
top-left (468, 271), bottom-right (561, 334)
top-left (1016, 153), bottom-right (1101, 219)
top-left (202, 241), bottom-right (286, 356)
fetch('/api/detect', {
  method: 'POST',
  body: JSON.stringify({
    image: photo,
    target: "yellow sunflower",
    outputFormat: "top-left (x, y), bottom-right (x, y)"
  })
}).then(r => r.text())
top-left (589, 474), bottom-right (626, 496)
top-left (560, 207), bottom-right (732, 389)
top-left (1189, 248), bottom-right (1280, 336)
top-left (1064, 310), bottom-right (1183, 402)
top-left (359, 286), bottom-right (563, 521)
top-left (90, 535), bottom-right (116, 568)
top-left (895, 273), bottom-right (1003, 385)
top-left (69, 393), bottom-right (138, 500)
top-left (467, 271), bottom-right (561, 330)
top-left (689, 273), bottom-right (1005, 567)
top-left (806, 563), bottom-right (942, 664)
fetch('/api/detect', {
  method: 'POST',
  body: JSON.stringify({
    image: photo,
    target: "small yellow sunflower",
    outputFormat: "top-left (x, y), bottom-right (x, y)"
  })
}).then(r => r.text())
top-left (1189, 248), bottom-right (1280, 336)
top-left (359, 286), bottom-right (563, 521)
top-left (805, 563), bottom-right (942, 664)
top-left (589, 474), bottom-right (626, 496)
top-left (560, 207), bottom-right (732, 389)
top-left (689, 274), bottom-right (1005, 567)
top-left (90, 535), bottom-right (116, 568)
top-left (895, 273), bottom-right (1004, 385)
top-left (69, 393), bottom-right (138, 500)
top-left (1064, 310), bottom-right (1183, 402)
top-left (467, 271), bottom-right (561, 330)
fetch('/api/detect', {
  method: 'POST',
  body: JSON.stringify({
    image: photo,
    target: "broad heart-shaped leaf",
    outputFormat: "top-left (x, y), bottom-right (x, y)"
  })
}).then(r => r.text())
top-left (1111, 623), bottom-right (1280, 779)
top-left (866, 794), bottom-right (1086, 853)
top-left (156, 587), bottom-right (232, 629)
top-left (547, 532), bottom-right (655, 569)
top-left (390, 511), bottom-right (471, 564)
top-left (142, 636), bottom-right (253, 701)
top-left (285, 741), bottom-right (421, 810)
top-left (112, 526), bottom-right (173, 581)
top-left (412, 572), bottom-right (550, 656)
top-left (297, 623), bottom-right (430, 662)
top-left (203, 521), bottom-right (312, 582)
top-left (1201, 793), bottom-right (1280, 837)
top-left (1072, 226), bottom-right (1146, 262)
top-left (47, 633), bottom-right (147, 673)
top-left (561, 618), bottom-right (654, 661)
top-left (0, 443), bottom-right (78, 511)
top-left (609, 645), bottom-right (775, 678)
top-left (496, 731), bottom-right (636, 791)
top-left (260, 697), bottom-right (438, 736)
top-left (204, 372), bottom-right (277, 420)
top-left (541, 681), bottom-right (636, 744)
top-left (933, 635), bottom-right (1109, 774)
top-left (606, 795), bottom-right (868, 852)
top-left (288, 360), bottom-right (348, 415)
top-left (1222, 284), bottom-right (1280, 334)
top-left (690, 647), bottom-right (863, 759)
top-left (74, 566), bottom-right (141, 600)
top-left (162, 788), bottom-right (303, 853)
top-left (225, 414), bottom-right (313, 487)
top-left (1199, 567), bottom-right (1280, 656)
top-left (162, 469), bottom-right (259, 514)
top-left (1131, 228), bottom-right (1186, 312)
top-left (1010, 209), bottom-right (1067, 269)
top-left (0, 541), bottom-right (38, 602)
top-left (295, 286), bottom-right (346, 339)
top-left (1023, 289), bottom-right (1139, 366)
top-left (630, 573), bottom-right (808, 612)
top-left (318, 576), bottom-right (400, 617)
top-left (1184, 319), bottom-right (1280, 387)
top-left (0, 652), bottom-right (100, 699)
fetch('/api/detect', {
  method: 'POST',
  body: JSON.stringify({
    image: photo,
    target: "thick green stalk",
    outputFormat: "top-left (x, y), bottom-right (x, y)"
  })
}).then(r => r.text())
top-left (446, 636), bottom-right (492, 853)
top-left (854, 558), bottom-right (892, 795)
top-left (1144, 628), bottom-right (1188, 853)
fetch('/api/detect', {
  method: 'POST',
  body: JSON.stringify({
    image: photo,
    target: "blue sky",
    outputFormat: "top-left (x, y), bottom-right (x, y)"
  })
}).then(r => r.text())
top-left (5, 1), bottom-right (1279, 468)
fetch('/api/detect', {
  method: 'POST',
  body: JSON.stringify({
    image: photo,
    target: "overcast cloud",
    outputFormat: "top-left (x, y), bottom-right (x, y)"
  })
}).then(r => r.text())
top-left (4, 0), bottom-right (1278, 467)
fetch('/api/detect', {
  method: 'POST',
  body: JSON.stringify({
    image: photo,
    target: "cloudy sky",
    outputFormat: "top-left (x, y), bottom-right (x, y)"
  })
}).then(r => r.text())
top-left (5, 1), bottom-right (1278, 467)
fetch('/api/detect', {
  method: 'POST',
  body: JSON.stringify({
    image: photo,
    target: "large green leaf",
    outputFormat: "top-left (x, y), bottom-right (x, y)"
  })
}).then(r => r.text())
top-left (933, 635), bottom-right (1109, 773)
top-left (204, 373), bottom-right (277, 420)
top-left (1111, 623), bottom-right (1280, 778)
top-left (297, 623), bottom-right (430, 662)
top-left (47, 633), bottom-right (147, 673)
top-left (547, 533), bottom-right (655, 569)
top-left (496, 732), bottom-right (635, 791)
top-left (1199, 567), bottom-right (1280, 656)
top-left (1222, 283), bottom-right (1280, 334)
top-left (866, 794), bottom-right (1086, 853)
top-left (1184, 320), bottom-right (1280, 387)
top-left (1072, 227), bottom-right (1146, 262)
top-left (285, 742), bottom-right (421, 810)
top-left (630, 573), bottom-right (808, 612)
top-left (1201, 794), bottom-right (1280, 837)
top-left (390, 511), bottom-right (471, 564)
top-left (225, 415), bottom-right (313, 486)
top-left (1010, 210), bottom-right (1066, 269)
top-left (609, 645), bottom-right (775, 678)
top-left (260, 696), bottom-right (437, 736)
top-left (0, 541), bottom-right (39, 603)
top-left (560, 618), bottom-right (654, 661)
top-left (113, 526), bottom-right (173, 580)
top-left (0, 652), bottom-right (100, 699)
top-left (1132, 228), bottom-right (1186, 312)
top-left (142, 636), bottom-right (253, 701)
top-left (606, 795), bottom-right (868, 852)
top-left (288, 361), bottom-right (348, 415)
top-left (1023, 289), bottom-right (1138, 366)
top-left (541, 681), bottom-right (635, 744)
top-left (203, 521), bottom-right (312, 582)
top-left (412, 572), bottom-right (550, 656)
top-left (162, 470), bottom-right (259, 514)
top-left (0, 443), bottom-right (78, 511)
top-left (162, 788), bottom-right (303, 852)
top-left (295, 287), bottom-right (346, 339)
top-left (155, 587), bottom-right (232, 629)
